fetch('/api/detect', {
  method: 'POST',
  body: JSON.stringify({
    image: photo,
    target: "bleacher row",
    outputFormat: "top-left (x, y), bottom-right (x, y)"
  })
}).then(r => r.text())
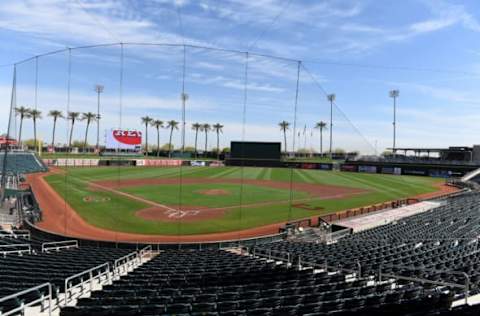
top-left (2, 192), bottom-right (480, 315)
top-left (0, 151), bottom-right (47, 174)
top-left (0, 231), bottom-right (133, 315)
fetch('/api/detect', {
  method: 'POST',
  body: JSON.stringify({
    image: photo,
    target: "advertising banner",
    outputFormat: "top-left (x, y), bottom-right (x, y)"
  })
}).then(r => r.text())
top-left (106, 129), bottom-right (142, 150)
top-left (141, 159), bottom-right (182, 167)
top-left (358, 165), bottom-right (377, 173)
top-left (340, 164), bottom-right (357, 172)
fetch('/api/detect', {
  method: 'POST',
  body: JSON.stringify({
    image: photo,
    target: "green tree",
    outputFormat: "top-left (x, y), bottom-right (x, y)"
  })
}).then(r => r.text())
top-left (192, 122), bottom-right (202, 158)
top-left (201, 123), bottom-right (211, 153)
top-left (29, 109), bottom-right (42, 152)
top-left (141, 116), bottom-right (153, 154)
top-left (278, 120), bottom-right (290, 154)
top-left (151, 120), bottom-right (164, 157)
top-left (212, 123), bottom-right (224, 160)
top-left (81, 112), bottom-right (96, 152)
top-left (48, 110), bottom-right (63, 149)
top-left (67, 112), bottom-right (81, 149)
top-left (314, 121), bottom-right (328, 155)
top-left (15, 106), bottom-right (31, 145)
top-left (166, 120), bottom-right (179, 158)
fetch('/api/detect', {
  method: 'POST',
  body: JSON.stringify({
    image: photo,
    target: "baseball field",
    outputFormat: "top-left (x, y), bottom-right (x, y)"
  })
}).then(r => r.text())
top-left (40, 166), bottom-right (445, 236)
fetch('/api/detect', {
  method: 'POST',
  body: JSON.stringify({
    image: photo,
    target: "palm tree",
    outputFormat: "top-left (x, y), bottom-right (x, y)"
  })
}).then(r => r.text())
top-left (166, 120), bottom-right (179, 158)
top-left (315, 121), bottom-right (328, 156)
top-left (81, 112), bottom-right (96, 152)
top-left (212, 123), bottom-right (224, 160)
top-left (202, 123), bottom-right (211, 154)
top-left (29, 109), bottom-right (42, 152)
top-left (15, 106), bottom-right (31, 145)
top-left (48, 110), bottom-right (63, 150)
top-left (67, 112), bottom-right (81, 149)
top-left (279, 121), bottom-right (290, 154)
top-left (192, 123), bottom-right (202, 158)
top-left (151, 120), bottom-right (163, 157)
top-left (141, 116), bottom-right (153, 154)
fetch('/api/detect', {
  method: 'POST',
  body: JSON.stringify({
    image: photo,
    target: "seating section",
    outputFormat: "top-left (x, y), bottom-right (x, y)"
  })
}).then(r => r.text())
top-left (257, 193), bottom-right (480, 295)
top-left (0, 151), bottom-right (47, 174)
top-left (3, 191), bottom-right (480, 315)
top-left (61, 249), bottom-right (457, 316)
top-left (0, 241), bottom-right (131, 314)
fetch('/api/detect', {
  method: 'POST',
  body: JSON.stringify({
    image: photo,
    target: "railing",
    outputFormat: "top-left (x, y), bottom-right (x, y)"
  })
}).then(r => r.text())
top-left (378, 264), bottom-right (470, 304)
top-left (299, 256), bottom-right (362, 276)
top-left (251, 247), bottom-right (291, 265)
top-left (138, 245), bottom-right (153, 257)
top-left (249, 247), bottom-right (363, 277)
top-left (113, 251), bottom-right (140, 276)
top-left (41, 240), bottom-right (78, 253)
top-left (11, 229), bottom-right (31, 239)
top-left (63, 262), bottom-right (111, 306)
top-left (0, 283), bottom-right (52, 316)
top-left (0, 243), bottom-right (31, 256)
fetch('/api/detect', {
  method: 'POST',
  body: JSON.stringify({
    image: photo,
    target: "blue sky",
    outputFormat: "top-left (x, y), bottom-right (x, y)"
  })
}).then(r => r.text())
top-left (1, 0), bottom-right (480, 154)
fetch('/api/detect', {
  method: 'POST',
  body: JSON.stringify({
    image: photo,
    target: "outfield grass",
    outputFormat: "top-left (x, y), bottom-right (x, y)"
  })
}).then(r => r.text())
top-left (44, 166), bottom-right (443, 235)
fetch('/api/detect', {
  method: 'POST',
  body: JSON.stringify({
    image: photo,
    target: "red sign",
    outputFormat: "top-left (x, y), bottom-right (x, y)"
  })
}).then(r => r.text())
top-left (112, 130), bottom-right (142, 145)
top-left (106, 129), bottom-right (142, 150)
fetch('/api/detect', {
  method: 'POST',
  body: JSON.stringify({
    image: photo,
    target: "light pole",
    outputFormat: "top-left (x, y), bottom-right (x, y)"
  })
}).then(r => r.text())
top-left (327, 93), bottom-right (335, 159)
top-left (181, 92), bottom-right (188, 154)
top-left (389, 89), bottom-right (399, 154)
top-left (94, 84), bottom-right (104, 154)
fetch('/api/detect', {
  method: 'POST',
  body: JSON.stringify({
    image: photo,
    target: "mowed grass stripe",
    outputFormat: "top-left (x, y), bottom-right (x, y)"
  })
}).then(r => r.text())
top-left (257, 168), bottom-right (268, 180)
top-left (332, 172), bottom-right (402, 198)
top-left (294, 169), bottom-right (315, 184)
top-left (263, 168), bottom-right (273, 180)
top-left (208, 167), bottom-right (240, 178)
top-left (337, 172), bottom-right (427, 197)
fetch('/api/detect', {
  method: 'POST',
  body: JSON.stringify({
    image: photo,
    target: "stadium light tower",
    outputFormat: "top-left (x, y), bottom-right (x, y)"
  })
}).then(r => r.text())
top-left (181, 92), bottom-right (189, 154)
top-left (94, 84), bottom-right (104, 154)
top-left (389, 89), bottom-right (399, 154)
top-left (327, 94), bottom-right (336, 159)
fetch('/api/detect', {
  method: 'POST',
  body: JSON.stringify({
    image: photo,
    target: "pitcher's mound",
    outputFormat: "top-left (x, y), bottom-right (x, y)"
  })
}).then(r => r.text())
top-left (196, 189), bottom-right (231, 196)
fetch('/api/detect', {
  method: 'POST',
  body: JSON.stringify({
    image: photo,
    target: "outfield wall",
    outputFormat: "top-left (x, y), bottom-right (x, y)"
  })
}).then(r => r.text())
top-left (341, 160), bottom-right (479, 178)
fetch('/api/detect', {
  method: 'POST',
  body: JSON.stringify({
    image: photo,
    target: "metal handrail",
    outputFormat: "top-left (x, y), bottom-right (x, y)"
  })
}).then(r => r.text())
top-left (0, 282), bottom-right (52, 316)
top-left (0, 243), bottom-right (31, 256)
top-left (252, 247), bottom-right (291, 264)
top-left (138, 245), bottom-right (152, 257)
top-left (0, 230), bottom-right (30, 240)
top-left (41, 240), bottom-right (78, 253)
top-left (64, 262), bottom-right (110, 306)
top-left (299, 256), bottom-right (361, 276)
top-left (378, 264), bottom-right (470, 304)
top-left (114, 251), bottom-right (139, 276)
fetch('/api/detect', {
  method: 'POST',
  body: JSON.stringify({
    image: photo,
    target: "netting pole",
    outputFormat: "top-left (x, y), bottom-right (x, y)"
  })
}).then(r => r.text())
top-left (178, 46), bottom-right (187, 240)
top-left (238, 51), bottom-right (249, 238)
top-left (288, 60), bottom-right (301, 221)
top-left (64, 48), bottom-right (72, 235)
top-left (1, 65), bottom-right (16, 205)
top-left (181, 44), bottom-right (187, 154)
top-left (34, 56), bottom-right (39, 152)
top-left (116, 43), bottom-right (124, 246)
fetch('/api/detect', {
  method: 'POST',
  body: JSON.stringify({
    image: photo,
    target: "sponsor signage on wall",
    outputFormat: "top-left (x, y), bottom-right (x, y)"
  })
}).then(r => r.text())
top-left (105, 129), bottom-right (142, 150)
top-left (358, 165), bottom-right (377, 173)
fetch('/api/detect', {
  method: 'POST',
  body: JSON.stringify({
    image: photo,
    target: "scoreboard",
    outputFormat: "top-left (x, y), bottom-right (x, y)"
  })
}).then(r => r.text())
top-left (230, 141), bottom-right (281, 162)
